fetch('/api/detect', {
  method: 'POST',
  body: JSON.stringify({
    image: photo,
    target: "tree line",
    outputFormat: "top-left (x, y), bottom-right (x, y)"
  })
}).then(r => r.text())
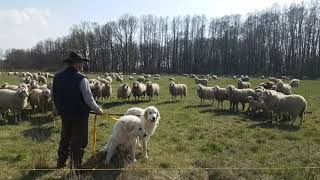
top-left (2, 2), bottom-right (320, 77)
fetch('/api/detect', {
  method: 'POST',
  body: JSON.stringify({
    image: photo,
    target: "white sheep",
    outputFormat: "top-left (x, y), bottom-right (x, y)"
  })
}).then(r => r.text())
top-left (0, 88), bottom-right (29, 122)
top-left (117, 83), bottom-right (131, 102)
top-left (169, 77), bottom-right (175, 81)
top-left (116, 75), bottom-right (123, 83)
top-left (261, 90), bottom-right (307, 126)
top-left (97, 76), bottom-right (110, 84)
top-left (146, 81), bottom-right (160, 101)
top-left (128, 76), bottom-right (134, 80)
top-left (137, 76), bottom-right (145, 83)
top-left (237, 79), bottom-right (251, 89)
top-left (213, 86), bottom-right (228, 109)
top-left (246, 96), bottom-right (266, 116)
top-left (0, 83), bottom-right (19, 91)
top-left (169, 81), bottom-right (187, 102)
top-left (289, 79), bottom-right (300, 88)
top-left (29, 88), bottom-right (51, 115)
top-left (90, 81), bottom-right (102, 100)
top-left (101, 82), bottom-right (112, 101)
top-left (196, 84), bottom-right (215, 105)
top-left (276, 81), bottom-right (292, 95)
top-left (38, 75), bottom-right (47, 85)
top-left (154, 77), bottom-right (160, 80)
top-left (194, 76), bottom-right (208, 86)
top-left (105, 76), bottom-right (113, 83)
top-left (132, 81), bottom-right (146, 101)
top-left (226, 85), bottom-right (256, 111)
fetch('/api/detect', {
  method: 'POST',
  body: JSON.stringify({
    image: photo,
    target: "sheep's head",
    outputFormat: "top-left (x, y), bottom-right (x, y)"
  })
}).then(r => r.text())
top-left (1, 83), bottom-right (9, 88)
top-left (196, 84), bottom-right (203, 91)
top-left (132, 81), bottom-right (139, 88)
top-left (276, 81), bottom-right (284, 87)
top-left (43, 89), bottom-right (51, 100)
top-left (122, 83), bottom-right (129, 91)
top-left (17, 87), bottom-right (29, 98)
top-left (246, 96), bottom-right (254, 101)
top-left (97, 76), bottom-right (101, 80)
top-left (30, 80), bottom-right (38, 89)
top-left (169, 81), bottom-right (175, 87)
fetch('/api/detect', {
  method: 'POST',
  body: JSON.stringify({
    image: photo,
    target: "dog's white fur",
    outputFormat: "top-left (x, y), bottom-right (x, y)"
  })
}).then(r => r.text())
top-left (100, 115), bottom-right (147, 164)
top-left (125, 106), bottom-right (160, 159)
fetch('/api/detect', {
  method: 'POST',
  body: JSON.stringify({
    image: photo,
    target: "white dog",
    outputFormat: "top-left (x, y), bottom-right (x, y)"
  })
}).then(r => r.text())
top-left (100, 115), bottom-right (147, 164)
top-left (125, 106), bottom-right (160, 159)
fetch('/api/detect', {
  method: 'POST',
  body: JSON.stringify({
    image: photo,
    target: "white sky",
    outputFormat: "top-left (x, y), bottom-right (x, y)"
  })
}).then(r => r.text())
top-left (0, 0), bottom-right (306, 50)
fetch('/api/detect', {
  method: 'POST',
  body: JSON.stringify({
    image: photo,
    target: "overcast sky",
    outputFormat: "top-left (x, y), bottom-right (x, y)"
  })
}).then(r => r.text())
top-left (0, 0), bottom-right (304, 50)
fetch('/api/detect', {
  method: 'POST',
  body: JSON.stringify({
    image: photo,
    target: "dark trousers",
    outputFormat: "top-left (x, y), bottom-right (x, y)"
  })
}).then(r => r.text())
top-left (57, 115), bottom-right (88, 168)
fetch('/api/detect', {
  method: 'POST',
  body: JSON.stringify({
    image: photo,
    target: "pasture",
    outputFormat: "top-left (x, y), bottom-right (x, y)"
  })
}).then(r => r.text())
top-left (0, 73), bottom-right (320, 179)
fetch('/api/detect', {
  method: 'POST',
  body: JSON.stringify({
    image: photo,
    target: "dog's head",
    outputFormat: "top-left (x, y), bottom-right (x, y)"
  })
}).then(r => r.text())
top-left (124, 121), bottom-right (147, 138)
top-left (144, 106), bottom-right (160, 123)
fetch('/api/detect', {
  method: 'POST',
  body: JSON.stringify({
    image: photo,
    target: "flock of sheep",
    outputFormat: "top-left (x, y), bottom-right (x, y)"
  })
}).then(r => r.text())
top-left (194, 75), bottom-right (306, 126)
top-left (0, 71), bottom-right (307, 127)
top-left (0, 72), bottom-right (54, 123)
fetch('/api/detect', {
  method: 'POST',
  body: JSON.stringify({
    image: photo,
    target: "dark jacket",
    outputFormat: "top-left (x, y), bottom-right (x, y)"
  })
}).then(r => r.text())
top-left (53, 66), bottom-right (90, 119)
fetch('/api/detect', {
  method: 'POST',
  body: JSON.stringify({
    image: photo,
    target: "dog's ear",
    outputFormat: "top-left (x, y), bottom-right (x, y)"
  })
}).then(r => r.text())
top-left (125, 123), bottom-right (135, 133)
top-left (144, 110), bottom-right (148, 121)
top-left (157, 111), bottom-right (160, 120)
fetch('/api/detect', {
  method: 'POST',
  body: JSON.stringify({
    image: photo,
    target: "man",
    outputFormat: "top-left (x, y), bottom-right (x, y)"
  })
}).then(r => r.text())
top-left (53, 51), bottom-right (104, 168)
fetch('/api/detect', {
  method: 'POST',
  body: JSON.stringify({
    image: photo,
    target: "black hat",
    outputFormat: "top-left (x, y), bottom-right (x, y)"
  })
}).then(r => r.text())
top-left (63, 51), bottom-right (89, 64)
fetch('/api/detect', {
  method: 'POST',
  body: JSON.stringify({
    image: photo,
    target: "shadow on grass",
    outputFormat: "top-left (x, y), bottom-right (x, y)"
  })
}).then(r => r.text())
top-left (102, 100), bottom-right (142, 109)
top-left (185, 104), bottom-right (213, 109)
top-left (22, 126), bottom-right (54, 142)
top-left (199, 108), bottom-right (239, 116)
top-left (248, 121), bottom-right (300, 131)
top-left (29, 115), bottom-right (55, 126)
top-left (156, 100), bottom-right (176, 105)
top-left (76, 148), bottom-right (132, 180)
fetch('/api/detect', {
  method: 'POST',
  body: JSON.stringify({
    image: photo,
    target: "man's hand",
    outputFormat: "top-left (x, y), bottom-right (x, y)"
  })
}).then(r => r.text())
top-left (96, 108), bottom-right (104, 115)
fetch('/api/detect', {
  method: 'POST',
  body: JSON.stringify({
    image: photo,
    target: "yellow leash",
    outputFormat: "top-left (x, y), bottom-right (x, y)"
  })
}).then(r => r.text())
top-left (92, 113), bottom-right (122, 157)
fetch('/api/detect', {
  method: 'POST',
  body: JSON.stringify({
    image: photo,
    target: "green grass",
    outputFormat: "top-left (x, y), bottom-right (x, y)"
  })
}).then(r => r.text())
top-left (0, 73), bottom-right (320, 179)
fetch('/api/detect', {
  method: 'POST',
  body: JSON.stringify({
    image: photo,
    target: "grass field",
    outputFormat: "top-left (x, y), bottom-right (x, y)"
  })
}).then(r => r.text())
top-left (0, 73), bottom-right (320, 179)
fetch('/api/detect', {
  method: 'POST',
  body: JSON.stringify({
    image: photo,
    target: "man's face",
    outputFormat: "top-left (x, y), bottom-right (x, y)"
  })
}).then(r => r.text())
top-left (74, 62), bottom-right (84, 71)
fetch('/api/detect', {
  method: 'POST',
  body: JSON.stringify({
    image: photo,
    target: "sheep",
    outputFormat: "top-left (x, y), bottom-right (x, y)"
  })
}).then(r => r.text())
top-left (38, 75), bottom-right (47, 85)
top-left (211, 75), bottom-right (219, 80)
top-left (169, 77), bottom-right (175, 81)
top-left (116, 75), bottom-right (123, 83)
top-left (246, 96), bottom-right (266, 116)
top-left (154, 74), bottom-right (160, 77)
top-left (0, 87), bottom-right (29, 123)
top-left (289, 79), bottom-right (300, 88)
top-left (259, 81), bottom-right (275, 90)
top-left (269, 77), bottom-right (281, 84)
top-left (274, 94), bottom-right (307, 126)
top-left (212, 86), bottom-right (228, 109)
top-left (97, 76), bottom-right (110, 84)
top-left (101, 82), bottom-right (112, 101)
top-left (169, 81), bottom-right (187, 102)
top-left (194, 76), bottom-right (208, 86)
top-left (276, 81), bottom-right (292, 95)
top-left (241, 76), bottom-right (250, 82)
top-left (117, 83), bottom-right (131, 102)
top-left (22, 76), bottom-right (32, 84)
top-left (261, 90), bottom-right (307, 126)
top-left (90, 81), bottom-right (102, 100)
top-left (88, 78), bottom-right (98, 84)
top-left (146, 81), bottom-right (160, 101)
top-left (29, 88), bottom-right (51, 115)
top-left (281, 76), bottom-right (290, 81)
top-left (154, 77), bottom-right (160, 80)
top-left (131, 81), bottom-right (146, 101)
top-left (33, 73), bottom-right (38, 80)
top-left (137, 76), bottom-right (145, 83)
top-left (0, 83), bottom-right (19, 91)
top-left (7, 72), bottom-right (14, 76)
top-left (128, 76), bottom-right (134, 80)
top-left (226, 85), bottom-right (256, 111)
top-left (196, 84), bottom-right (215, 105)
top-left (232, 76), bottom-right (237, 79)
top-left (105, 76), bottom-right (113, 83)
top-left (26, 72), bottom-right (33, 78)
top-left (237, 79), bottom-right (251, 89)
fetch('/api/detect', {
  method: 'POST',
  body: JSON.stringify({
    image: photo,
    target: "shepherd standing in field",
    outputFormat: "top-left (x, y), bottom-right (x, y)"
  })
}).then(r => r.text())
top-left (53, 51), bottom-right (104, 168)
